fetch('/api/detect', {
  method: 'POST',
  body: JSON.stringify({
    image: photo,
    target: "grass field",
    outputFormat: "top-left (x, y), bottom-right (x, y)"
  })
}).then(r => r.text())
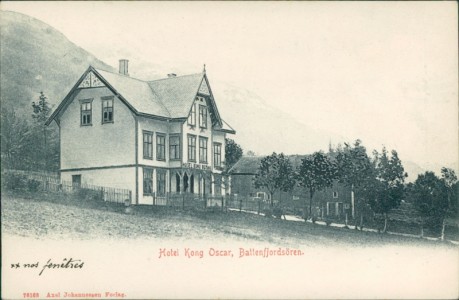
top-left (2, 190), bottom-right (459, 299)
top-left (1, 190), bottom-right (455, 249)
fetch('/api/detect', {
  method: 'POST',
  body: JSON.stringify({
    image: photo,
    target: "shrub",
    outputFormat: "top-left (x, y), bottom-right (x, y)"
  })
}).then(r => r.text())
top-left (262, 208), bottom-right (273, 218)
top-left (26, 179), bottom-right (41, 192)
top-left (76, 188), bottom-right (102, 201)
top-left (1, 173), bottom-right (27, 190)
top-left (273, 207), bottom-right (283, 219)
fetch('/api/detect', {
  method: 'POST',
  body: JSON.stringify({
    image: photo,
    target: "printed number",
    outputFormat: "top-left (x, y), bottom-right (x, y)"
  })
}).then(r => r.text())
top-left (23, 293), bottom-right (39, 298)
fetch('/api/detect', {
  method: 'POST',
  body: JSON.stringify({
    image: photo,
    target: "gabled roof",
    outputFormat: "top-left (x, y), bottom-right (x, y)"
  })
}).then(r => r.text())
top-left (96, 69), bottom-right (171, 118)
top-left (46, 66), bottom-right (235, 134)
top-left (148, 73), bottom-right (203, 117)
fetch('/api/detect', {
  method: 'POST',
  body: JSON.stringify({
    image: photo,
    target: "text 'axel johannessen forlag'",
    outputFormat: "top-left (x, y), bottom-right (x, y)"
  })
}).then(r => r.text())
top-left (158, 247), bottom-right (305, 259)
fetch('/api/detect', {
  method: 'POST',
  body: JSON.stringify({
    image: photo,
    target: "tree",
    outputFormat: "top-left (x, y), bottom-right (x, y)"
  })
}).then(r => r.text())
top-left (297, 151), bottom-right (337, 222)
top-left (253, 152), bottom-right (295, 213)
top-left (31, 92), bottom-right (59, 171)
top-left (225, 138), bottom-right (243, 172)
top-left (440, 167), bottom-right (458, 240)
top-left (0, 107), bottom-right (31, 170)
top-left (336, 139), bottom-right (374, 230)
top-left (368, 148), bottom-right (407, 232)
top-left (246, 150), bottom-right (257, 157)
top-left (410, 171), bottom-right (448, 238)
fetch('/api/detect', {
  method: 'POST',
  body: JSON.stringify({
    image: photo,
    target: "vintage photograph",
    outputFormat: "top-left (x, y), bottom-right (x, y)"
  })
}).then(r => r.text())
top-left (1, 2), bottom-right (458, 299)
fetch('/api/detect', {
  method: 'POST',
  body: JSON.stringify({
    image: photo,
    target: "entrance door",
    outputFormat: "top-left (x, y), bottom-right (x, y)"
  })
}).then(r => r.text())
top-left (72, 175), bottom-right (81, 187)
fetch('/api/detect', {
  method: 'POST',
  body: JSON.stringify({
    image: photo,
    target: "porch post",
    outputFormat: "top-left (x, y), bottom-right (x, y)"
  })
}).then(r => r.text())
top-left (179, 172), bottom-right (184, 193)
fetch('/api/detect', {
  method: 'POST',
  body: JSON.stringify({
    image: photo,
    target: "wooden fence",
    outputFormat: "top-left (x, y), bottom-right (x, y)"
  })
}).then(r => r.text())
top-left (2, 169), bottom-right (131, 204)
top-left (150, 192), bottom-right (228, 210)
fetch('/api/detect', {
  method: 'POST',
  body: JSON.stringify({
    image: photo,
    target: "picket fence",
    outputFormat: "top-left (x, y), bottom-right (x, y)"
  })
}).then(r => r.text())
top-left (4, 169), bottom-right (131, 204)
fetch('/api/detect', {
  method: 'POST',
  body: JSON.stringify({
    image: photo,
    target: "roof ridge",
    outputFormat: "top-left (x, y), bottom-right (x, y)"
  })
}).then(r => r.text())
top-left (149, 72), bottom-right (203, 83)
top-left (94, 68), bottom-right (150, 84)
top-left (95, 67), bottom-right (172, 118)
top-left (146, 83), bottom-right (172, 118)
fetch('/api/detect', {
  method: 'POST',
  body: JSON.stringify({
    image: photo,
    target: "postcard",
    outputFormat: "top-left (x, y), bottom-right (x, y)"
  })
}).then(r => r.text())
top-left (1, 2), bottom-right (458, 299)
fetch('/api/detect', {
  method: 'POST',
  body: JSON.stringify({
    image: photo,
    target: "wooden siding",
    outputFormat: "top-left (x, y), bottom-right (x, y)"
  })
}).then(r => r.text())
top-left (59, 87), bottom-right (135, 170)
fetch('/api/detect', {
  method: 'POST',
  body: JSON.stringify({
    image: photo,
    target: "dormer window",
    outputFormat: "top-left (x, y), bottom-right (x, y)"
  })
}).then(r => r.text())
top-left (188, 103), bottom-right (196, 126)
top-left (199, 105), bottom-right (207, 128)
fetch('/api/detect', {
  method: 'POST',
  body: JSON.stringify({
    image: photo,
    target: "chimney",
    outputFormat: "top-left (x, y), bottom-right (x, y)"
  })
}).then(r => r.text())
top-left (167, 73), bottom-right (177, 78)
top-left (119, 59), bottom-right (129, 76)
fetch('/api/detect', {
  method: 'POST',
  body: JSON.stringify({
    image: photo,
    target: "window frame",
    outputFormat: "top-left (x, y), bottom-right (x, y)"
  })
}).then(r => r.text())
top-left (143, 167), bottom-right (153, 196)
top-left (187, 134), bottom-right (196, 162)
top-left (143, 131), bottom-right (154, 160)
top-left (80, 99), bottom-right (93, 126)
top-left (199, 136), bottom-right (208, 164)
top-left (188, 103), bottom-right (196, 126)
top-left (156, 133), bottom-right (166, 161)
top-left (169, 134), bottom-right (181, 161)
top-left (156, 170), bottom-right (166, 196)
top-left (101, 96), bottom-right (114, 124)
top-left (333, 191), bottom-right (339, 198)
top-left (213, 142), bottom-right (222, 168)
top-left (199, 104), bottom-right (207, 128)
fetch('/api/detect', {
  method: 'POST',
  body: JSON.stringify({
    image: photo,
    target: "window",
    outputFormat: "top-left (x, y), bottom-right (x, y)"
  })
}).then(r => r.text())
top-left (188, 103), bottom-right (196, 126)
top-left (80, 100), bottom-right (92, 125)
top-left (143, 168), bottom-right (153, 195)
top-left (199, 105), bottom-right (207, 128)
top-left (156, 134), bottom-right (166, 161)
top-left (143, 131), bottom-right (153, 159)
top-left (187, 135), bottom-right (196, 162)
top-left (157, 171), bottom-right (166, 196)
top-left (102, 97), bottom-right (114, 123)
top-left (169, 135), bottom-right (181, 160)
top-left (333, 191), bottom-right (339, 198)
top-left (199, 137), bottom-right (208, 164)
top-left (213, 143), bottom-right (222, 167)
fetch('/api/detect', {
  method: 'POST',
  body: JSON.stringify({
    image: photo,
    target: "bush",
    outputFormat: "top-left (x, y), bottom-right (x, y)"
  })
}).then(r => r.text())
top-left (1, 173), bottom-right (27, 190)
top-left (76, 188), bottom-right (102, 201)
top-left (262, 208), bottom-right (273, 218)
top-left (26, 179), bottom-right (41, 192)
top-left (272, 207), bottom-right (283, 219)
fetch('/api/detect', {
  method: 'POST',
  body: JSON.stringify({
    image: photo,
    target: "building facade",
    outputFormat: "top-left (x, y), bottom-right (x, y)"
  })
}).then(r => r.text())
top-left (229, 156), bottom-right (354, 219)
top-left (46, 60), bottom-right (235, 205)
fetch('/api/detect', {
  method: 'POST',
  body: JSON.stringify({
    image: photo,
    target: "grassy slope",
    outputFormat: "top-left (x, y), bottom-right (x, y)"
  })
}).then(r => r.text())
top-left (1, 190), bottom-right (454, 249)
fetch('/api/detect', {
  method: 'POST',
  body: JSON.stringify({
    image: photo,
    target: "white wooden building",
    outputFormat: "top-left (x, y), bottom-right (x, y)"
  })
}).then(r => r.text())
top-left (46, 60), bottom-right (235, 205)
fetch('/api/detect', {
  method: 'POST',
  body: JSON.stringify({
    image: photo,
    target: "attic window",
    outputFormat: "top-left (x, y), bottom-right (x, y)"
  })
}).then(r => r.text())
top-left (199, 105), bottom-right (207, 128)
top-left (80, 99), bottom-right (93, 126)
top-left (188, 104), bottom-right (196, 126)
top-left (102, 97), bottom-right (114, 123)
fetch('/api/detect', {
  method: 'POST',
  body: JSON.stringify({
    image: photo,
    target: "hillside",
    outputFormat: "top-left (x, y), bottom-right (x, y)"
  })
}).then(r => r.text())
top-left (1, 10), bottom-right (453, 180)
top-left (0, 10), bottom-right (115, 113)
top-left (0, 10), bottom-right (338, 156)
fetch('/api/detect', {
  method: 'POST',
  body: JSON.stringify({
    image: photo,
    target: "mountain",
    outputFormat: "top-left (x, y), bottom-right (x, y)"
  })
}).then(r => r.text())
top-left (0, 10), bottom-right (338, 156)
top-left (0, 10), bottom-right (115, 114)
top-left (1, 10), bottom-right (454, 181)
top-left (211, 81), bottom-right (343, 156)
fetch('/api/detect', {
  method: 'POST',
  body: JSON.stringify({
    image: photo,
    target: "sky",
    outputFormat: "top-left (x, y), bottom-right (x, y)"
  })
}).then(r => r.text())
top-left (1, 1), bottom-right (458, 169)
